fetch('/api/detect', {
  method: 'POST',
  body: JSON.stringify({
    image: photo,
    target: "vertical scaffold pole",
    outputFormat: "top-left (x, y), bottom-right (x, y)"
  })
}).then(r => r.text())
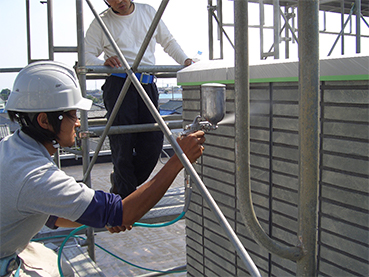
top-left (355, 0), bottom-right (361, 53)
top-left (273, 0), bottom-right (280, 59)
top-left (297, 0), bottom-right (320, 275)
top-left (47, 0), bottom-right (54, 61)
top-left (76, 0), bottom-right (95, 261)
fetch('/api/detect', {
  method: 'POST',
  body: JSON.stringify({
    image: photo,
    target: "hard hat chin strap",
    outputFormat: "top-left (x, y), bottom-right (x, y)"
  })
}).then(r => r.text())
top-left (14, 112), bottom-right (61, 148)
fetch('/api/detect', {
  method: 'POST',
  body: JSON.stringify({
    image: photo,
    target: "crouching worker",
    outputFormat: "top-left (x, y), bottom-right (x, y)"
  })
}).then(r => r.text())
top-left (0, 61), bottom-right (205, 276)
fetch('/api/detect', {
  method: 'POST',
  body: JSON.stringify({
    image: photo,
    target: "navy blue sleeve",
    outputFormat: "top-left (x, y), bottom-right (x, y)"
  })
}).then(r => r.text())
top-left (76, 190), bottom-right (123, 228)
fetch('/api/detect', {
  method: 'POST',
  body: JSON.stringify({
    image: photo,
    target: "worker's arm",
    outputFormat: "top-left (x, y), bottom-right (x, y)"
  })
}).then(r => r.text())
top-left (123, 131), bottom-right (204, 225)
top-left (107, 131), bottom-right (205, 233)
top-left (55, 217), bottom-right (82, 228)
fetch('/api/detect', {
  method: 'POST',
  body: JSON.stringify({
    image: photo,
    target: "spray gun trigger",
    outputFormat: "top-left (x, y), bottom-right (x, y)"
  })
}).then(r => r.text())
top-left (182, 115), bottom-right (218, 136)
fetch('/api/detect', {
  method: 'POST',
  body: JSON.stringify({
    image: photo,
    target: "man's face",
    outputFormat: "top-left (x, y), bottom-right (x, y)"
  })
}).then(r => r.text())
top-left (58, 110), bottom-right (80, 148)
top-left (106, 0), bottom-right (133, 16)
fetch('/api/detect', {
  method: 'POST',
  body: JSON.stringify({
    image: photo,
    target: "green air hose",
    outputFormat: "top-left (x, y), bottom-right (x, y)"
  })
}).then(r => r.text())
top-left (54, 175), bottom-right (192, 276)
top-left (132, 211), bottom-right (185, 228)
top-left (55, 206), bottom-right (188, 276)
top-left (57, 225), bottom-right (87, 276)
top-left (33, 224), bottom-right (186, 277)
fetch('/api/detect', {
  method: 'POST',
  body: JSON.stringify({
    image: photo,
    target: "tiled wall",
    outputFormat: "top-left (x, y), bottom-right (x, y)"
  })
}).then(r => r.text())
top-left (182, 79), bottom-right (368, 276)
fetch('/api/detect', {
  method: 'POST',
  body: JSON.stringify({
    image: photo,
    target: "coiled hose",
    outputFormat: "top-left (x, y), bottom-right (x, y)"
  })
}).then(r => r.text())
top-left (54, 175), bottom-right (192, 276)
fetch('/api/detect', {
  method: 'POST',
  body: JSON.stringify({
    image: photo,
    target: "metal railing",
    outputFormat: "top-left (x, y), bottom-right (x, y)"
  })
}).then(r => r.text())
top-left (208, 0), bottom-right (368, 61)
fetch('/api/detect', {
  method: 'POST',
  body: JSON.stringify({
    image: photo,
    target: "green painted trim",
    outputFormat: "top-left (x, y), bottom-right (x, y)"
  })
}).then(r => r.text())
top-left (249, 76), bottom-right (298, 83)
top-left (320, 74), bottom-right (369, 81)
top-left (177, 80), bottom-right (233, 86)
top-left (178, 74), bottom-right (369, 86)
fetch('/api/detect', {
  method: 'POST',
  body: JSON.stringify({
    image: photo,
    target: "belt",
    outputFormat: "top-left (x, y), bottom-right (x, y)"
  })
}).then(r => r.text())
top-left (0, 254), bottom-right (21, 277)
top-left (111, 72), bottom-right (155, 84)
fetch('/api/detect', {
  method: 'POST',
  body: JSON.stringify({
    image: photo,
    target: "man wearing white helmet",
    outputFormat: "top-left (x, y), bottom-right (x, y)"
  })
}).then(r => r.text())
top-left (0, 61), bottom-right (204, 276)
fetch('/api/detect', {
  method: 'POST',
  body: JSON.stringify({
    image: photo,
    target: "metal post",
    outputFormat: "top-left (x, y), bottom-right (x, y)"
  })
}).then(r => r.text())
top-left (76, 0), bottom-right (95, 261)
top-left (355, 0), bottom-right (361, 53)
top-left (280, 8), bottom-right (299, 45)
top-left (217, 0), bottom-right (224, 59)
top-left (53, 149), bottom-right (60, 168)
top-left (292, 7), bottom-right (296, 44)
top-left (208, 8), bottom-right (235, 50)
top-left (285, 6), bottom-right (290, 59)
top-left (47, 0), bottom-right (54, 60)
top-left (341, 0), bottom-right (345, 55)
top-left (273, 0), bottom-right (280, 59)
top-left (328, 4), bottom-right (355, 56)
top-left (296, 0), bottom-right (320, 275)
top-left (259, 0), bottom-right (265, 59)
top-left (208, 0), bottom-right (214, 60)
top-left (235, 0), bottom-right (304, 262)
top-left (26, 0), bottom-right (31, 63)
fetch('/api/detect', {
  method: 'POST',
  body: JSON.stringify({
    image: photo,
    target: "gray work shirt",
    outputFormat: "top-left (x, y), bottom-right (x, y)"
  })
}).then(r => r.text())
top-left (0, 130), bottom-right (94, 258)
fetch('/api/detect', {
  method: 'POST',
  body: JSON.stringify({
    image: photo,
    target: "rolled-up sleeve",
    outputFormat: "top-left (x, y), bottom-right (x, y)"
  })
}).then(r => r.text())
top-left (76, 191), bottom-right (123, 228)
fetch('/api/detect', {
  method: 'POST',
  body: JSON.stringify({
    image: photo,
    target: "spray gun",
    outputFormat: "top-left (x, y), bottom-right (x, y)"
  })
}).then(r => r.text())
top-left (182, 115), bottom-right (217, 135)
top-left (182, 83), bottom-right (226, 136)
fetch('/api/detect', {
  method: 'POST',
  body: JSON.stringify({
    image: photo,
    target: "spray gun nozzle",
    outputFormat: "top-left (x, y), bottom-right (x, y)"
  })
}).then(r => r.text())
top-left (182, 115), bottom-right (218, 136)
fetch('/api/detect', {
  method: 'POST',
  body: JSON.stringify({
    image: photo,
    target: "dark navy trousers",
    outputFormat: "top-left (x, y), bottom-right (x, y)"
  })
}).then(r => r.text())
top-left (102, 75), bottom-right (163, 199)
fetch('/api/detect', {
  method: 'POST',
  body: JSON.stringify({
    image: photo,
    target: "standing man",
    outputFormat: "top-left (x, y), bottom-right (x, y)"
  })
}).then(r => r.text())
top-left (85, 0), bottom-right (192, 199)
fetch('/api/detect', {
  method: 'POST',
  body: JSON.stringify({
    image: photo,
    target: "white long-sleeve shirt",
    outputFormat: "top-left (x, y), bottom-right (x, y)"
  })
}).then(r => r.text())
top-left (85, 3), bottom-right (189, 66)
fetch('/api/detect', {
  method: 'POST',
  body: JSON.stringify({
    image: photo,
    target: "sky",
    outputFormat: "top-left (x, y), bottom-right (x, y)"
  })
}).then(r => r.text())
top-left (0, 0), bottom-right (368, 91)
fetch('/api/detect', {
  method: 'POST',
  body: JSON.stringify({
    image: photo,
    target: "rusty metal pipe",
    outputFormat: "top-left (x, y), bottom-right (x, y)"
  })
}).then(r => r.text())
top-left (296, 0), bottom-right (320, 275)
top-left (234, 0), bottom-right (304, 261)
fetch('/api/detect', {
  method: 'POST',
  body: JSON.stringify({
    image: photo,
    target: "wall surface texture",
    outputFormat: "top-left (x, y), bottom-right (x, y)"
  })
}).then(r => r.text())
top-left (179, 56), bottom-right (369, 276)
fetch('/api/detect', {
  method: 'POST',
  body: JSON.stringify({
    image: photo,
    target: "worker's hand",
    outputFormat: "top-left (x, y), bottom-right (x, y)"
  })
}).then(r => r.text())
top-left (104, 55), bottom-right (122, 68)
top-left (177, 130), bottom-right (205, 163)
top-left (184, 58), bottom-right (193, 66)
top-left (105, 224), bottom-right (132, 233)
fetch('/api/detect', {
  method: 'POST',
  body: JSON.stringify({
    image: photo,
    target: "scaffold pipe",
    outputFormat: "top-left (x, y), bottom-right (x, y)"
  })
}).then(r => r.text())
top-left (87, 121), bottom-right (183, 137)
top-left (234, 0), bottom-right (305, 261)
top-left (84, 65), bottom-right (185, 74)
top-left (83, 0), bottom-right (173, 182)
top-left (84, 0), bottom-right (261, 275)
top-left (297, 0), bottom-right (320, 275)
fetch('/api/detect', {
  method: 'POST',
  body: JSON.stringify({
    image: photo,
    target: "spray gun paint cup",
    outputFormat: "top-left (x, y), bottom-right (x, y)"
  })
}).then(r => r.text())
top-left (201, 83), bottom-right (226, 126)
top-left (182, 83), bottom-right (226, 135)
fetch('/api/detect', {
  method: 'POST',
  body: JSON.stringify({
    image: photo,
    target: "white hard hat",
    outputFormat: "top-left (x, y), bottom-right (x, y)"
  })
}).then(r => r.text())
top-left (5, 61), bottom-right (92, 112)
